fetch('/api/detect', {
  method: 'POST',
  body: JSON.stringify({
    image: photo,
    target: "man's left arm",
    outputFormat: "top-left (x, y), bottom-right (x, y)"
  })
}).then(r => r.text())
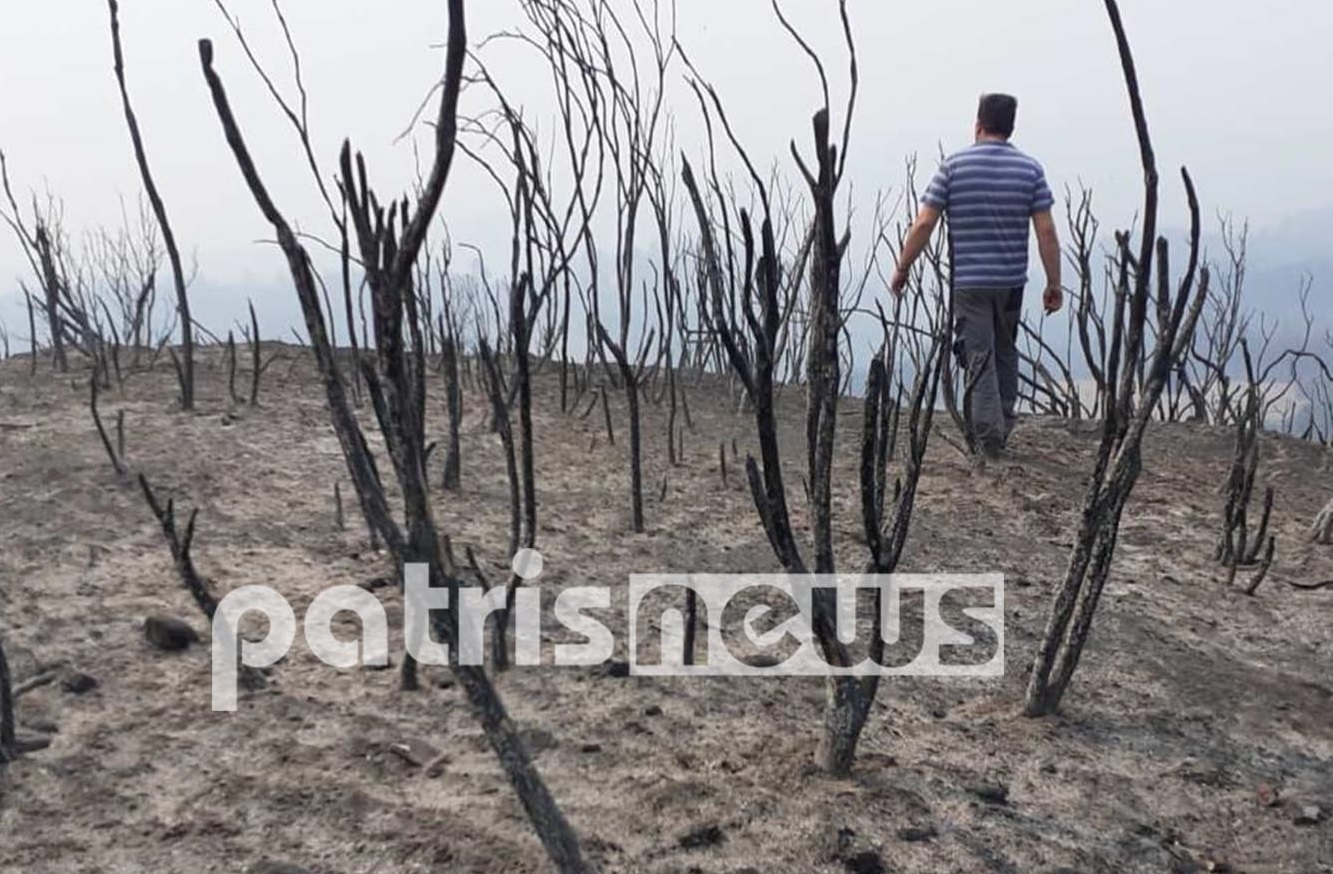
top-left (1031, 164), bottom-right (1062, 314)
top-left (1033, 210), bottom-right (1063, 314)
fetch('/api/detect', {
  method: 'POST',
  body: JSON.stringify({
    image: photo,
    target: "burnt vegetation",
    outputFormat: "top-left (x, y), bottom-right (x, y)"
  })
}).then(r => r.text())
top-left (0, 0), bottom-right (1331, 870)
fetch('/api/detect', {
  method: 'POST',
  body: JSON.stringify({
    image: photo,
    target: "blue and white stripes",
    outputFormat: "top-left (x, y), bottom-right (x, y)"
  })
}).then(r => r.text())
top-left (922, 142), bottom-right (1054, 290)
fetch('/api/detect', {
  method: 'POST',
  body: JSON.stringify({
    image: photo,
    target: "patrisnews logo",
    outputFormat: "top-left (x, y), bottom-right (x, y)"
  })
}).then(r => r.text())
top-left (207, 564), bottom-right (1005, 710)
top-left (629, 574), bottom-right (1004, 677)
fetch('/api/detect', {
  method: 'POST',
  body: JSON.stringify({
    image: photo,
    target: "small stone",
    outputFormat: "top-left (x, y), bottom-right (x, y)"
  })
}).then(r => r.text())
top-left (239, 666), bottom-right (269, 691)
top-left (593, 661), bottom-right (631, 679)
top-left (1255, 783), bottom-right (1280, 808)
top-left (967, 781), bottom-right (1010, 805)
top-left (1167, 856), bottom-right (1201, 874)
top-left (520, 727), bottom-right (559, 754)
top-left (842, 850), bottom-right (886, 874)
top-left (61, 671), bottom-right (99, 695)
top-left (1294, 804), bottom-right (1325, 826)
top-left (387, 738), bottom-right (443, 769)
top-left (247, 863), bottom-right (310, 874)
top-left (1131, 822), bottom-right (1159, 838)
top-left (144, 615), bottom-right (200, 652)
top-left (643, 704), bottom-right (664, 717)
top-left (713, 758), bottom-right (744, 774)
top-left (897, 825), bottom-right (937, 843)
top-left (159, 821), bottom-right (189, 840)
top-left (823, 826), bottom-right (857, 859)
top-left (677, 823), bottom-right (725, 850)
top-left (423, 755), bottom-right (449, 779)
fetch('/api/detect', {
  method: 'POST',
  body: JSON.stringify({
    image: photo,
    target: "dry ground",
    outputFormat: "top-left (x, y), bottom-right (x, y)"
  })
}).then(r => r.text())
top-left (1, 347), bottom-right (1331, 873)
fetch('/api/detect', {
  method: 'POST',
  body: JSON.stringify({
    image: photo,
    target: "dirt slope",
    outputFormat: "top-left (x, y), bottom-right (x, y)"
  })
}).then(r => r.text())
top-left (1, 349), bottom-right (1331, 873)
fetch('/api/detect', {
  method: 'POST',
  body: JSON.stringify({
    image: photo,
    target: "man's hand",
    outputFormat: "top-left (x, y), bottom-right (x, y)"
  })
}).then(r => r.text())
top-left (1043, 284), bottom-right (1065, 315)
top-left (891, 266), bottom-right (910, 298)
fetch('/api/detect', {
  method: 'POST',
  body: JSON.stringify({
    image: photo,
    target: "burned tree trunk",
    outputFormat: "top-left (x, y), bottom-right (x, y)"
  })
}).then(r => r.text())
top-left (1024, 0), bottom-right (1209, 718)
top-left (511, 278), bottom-right (539, 563)
top-left (199, 6), bottom-right (589, 867)
top-left (138, 475), bottom-right (221, 620)
top-left (227, 330), bottom-right (241, 404)
top-left (245, 300), bottom-right (273, 406)
top-left (1243, 536), bottom-right (1276, 597)
top-left (0, 636), bottom-right (15, 765)
top-left (108, 0), bottom-right (194, 409)
top-left (33, 227), bottom-right (68, 373)
top-left (599, 386), bottom-right (615, 447)
top-left (479, 340), bottom-right (522, 568)
top-left (441, 334), bottom-right (463, 491)
top-left (474, 275), bottom-right (540, 670)
top-left (799, 106), bottom-right (869, 776)
top-left (516, 0), bottom-right (671, 536)
top-left (682, 5), bottom-right (943, 771)
top-left (138, 474), bottom-right (268, 692)
top-left (1217, 370), bottom-right (1275, 588)
top-left (593, 330), bottom-right (648, 532)
top-left (25, 290), bottom-right (38, 375)
top-left (91, 378), bottom-right (128, 477)
top-left (559, 280), bottom-right (573, 413)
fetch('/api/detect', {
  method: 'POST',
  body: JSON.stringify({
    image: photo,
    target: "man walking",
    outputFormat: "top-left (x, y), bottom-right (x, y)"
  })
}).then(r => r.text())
top-left (891, 93), bottom-right (1063, 459)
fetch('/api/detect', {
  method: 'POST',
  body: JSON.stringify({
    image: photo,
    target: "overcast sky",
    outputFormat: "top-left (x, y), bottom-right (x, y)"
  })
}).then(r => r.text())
top-left (0, 0), bottom-right (1327, 325)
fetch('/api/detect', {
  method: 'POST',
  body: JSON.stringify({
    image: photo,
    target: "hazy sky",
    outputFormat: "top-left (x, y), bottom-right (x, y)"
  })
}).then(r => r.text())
top-left (1, 0), bottom-right (1328, 325)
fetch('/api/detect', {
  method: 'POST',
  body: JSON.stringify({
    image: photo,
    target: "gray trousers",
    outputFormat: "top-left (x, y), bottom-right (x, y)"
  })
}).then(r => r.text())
top-left (952, 288), bottom-right (1023, 453)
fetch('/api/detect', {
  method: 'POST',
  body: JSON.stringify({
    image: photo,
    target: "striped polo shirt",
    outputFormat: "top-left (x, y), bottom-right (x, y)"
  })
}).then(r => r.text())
top-left (922, 141), bottom-right (1054, 290)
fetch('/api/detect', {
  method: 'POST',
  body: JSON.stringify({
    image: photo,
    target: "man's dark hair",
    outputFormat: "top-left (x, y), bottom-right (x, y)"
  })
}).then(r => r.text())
top-left (977, 93), bottom-right (1018, 139)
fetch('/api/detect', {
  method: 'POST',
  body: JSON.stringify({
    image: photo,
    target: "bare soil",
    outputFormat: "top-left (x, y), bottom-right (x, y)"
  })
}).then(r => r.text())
top-left (1, 348), bottom-right (1331, 873)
